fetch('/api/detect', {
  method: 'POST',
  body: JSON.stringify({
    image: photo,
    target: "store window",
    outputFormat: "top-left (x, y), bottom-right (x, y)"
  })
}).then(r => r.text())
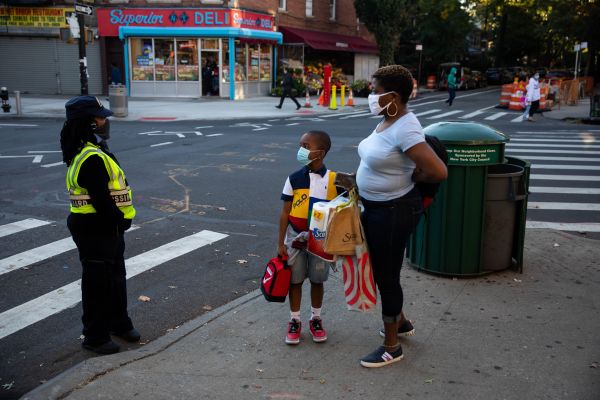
top-left (176, 39), bottom-right (199, 81)
top-left (202, 39), bottom-right (220, 50)
top-left (260, 45), bottom-right (271, 81)
top-left (131, 38), bottom-right (154, 81)
top-left (248, 44), bottom-right (260, 81)
top-left (234, 41), bottom-right (247, 81)
top-left (279, 0), bottom-right (286, 11)
top-left (221, 40), bottom-right (230, 83)
top-left (154, 39), bottom-right (175, 81)
top-left (306, 0), bottom-right (313, 17)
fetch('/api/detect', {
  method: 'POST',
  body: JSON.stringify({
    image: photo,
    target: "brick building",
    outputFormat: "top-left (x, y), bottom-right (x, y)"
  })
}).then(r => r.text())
top-left (0, 0), bottom-right (378, 98)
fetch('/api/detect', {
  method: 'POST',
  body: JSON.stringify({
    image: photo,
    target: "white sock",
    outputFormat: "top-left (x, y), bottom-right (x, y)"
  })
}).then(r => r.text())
top-left (310, 307), bottom-right (321, 320)
top-left (290, 311), bottom-right (301, 322)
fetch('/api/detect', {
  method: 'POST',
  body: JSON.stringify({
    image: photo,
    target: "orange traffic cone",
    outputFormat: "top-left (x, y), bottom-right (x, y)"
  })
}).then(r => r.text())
top-left (317, 90), bottom-right (324, 106)
top-left (346, 89), bottom-right (355, 106)
top-left (304, 90), bottom-right (312, 108)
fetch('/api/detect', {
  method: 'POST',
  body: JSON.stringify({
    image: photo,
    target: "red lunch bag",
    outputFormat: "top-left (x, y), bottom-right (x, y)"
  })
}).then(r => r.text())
top-left (260, 256), bottom-right (291, 302)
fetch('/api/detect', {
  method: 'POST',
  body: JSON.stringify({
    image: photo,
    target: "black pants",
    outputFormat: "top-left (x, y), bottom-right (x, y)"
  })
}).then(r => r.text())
top-left (278, 88), bottom-right (301, 108)
top-left (529, 100), bottom-right (540, 117)
top-left (361, 188), bottom-right (423, 323)
top-left (447, 88), bottom-right (456, 106)
top-left (68, 214), bottom-right (133, 345)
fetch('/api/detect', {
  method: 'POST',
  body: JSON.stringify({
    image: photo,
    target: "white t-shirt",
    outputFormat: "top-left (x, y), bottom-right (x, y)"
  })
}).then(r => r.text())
top-left (356, 112), bottom-right (425, 201)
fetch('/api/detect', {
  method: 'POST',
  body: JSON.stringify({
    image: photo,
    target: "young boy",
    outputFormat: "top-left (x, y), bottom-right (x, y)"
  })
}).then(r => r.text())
top-left (278, 130), bottom-right (338, 345)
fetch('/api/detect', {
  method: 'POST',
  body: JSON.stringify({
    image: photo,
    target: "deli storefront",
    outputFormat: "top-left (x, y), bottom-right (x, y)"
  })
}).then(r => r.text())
top-left (98, 8), bottom-right (282, 99)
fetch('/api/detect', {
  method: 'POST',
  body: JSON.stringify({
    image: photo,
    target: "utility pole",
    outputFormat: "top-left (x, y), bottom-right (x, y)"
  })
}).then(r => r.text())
top-left (77, 12), bottom-right (88, 95)
top-left (416, 44), bottom-right (423, 85)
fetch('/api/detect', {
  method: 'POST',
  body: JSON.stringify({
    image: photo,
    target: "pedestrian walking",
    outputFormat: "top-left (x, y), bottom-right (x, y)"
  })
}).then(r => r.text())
top-left (357, 65), bottom-right (447, 367)
top-left (278, 130), bottom-right (339, 345)
top-left (60, 96), bottom-right (140, 355)
top-left (110, 63), bottom-right (122, 85)
top-left (445, 67), bottom-right (457, 106)
top-left (525, 73), bottom-right (541, 121)
top-left (276, 69), bottom-right (301, 110)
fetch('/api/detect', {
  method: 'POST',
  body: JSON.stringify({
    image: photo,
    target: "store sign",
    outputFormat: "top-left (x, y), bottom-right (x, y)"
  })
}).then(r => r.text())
top-left (445, 145), bottom-right (501, 165)
top-left (0, 7), bottom-right (74, 28)
top-left (97, 8), bottom-right (275, 37)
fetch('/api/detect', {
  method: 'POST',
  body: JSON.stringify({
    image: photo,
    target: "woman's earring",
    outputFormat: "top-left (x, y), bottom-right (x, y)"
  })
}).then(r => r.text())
top-left (387, 102), bottom-right (398, 117)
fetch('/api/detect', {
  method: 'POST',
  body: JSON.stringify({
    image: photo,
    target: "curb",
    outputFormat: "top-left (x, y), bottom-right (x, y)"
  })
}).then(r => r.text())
top-left (22, 290), bottom-right (263, 400)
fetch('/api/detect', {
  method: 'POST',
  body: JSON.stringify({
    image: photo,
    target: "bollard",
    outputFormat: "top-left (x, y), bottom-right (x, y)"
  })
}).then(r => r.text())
top-left (329, 85), bottom-right (337, 110)
top-left (14, 91), bottom-right (22, 116)
top-left (340, 85), bottom-right (345, 107)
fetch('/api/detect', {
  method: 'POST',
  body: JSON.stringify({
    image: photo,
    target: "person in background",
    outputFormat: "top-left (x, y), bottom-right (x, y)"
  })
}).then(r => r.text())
top-left (357, 65), bottom-right (447, 368)
top-left (60, 96), bottom-right (140, 355)
top-left (276, 69), bottom-right (302, 110)
top-left (110, 63), bottom-right (122, 85)
top-left (445, 67), bottom-right (457, 106)
top-left (525, 73), bottom-right (541, 121)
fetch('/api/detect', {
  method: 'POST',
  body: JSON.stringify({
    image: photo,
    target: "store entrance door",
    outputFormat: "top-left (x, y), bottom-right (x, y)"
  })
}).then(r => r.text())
top-left (201, 50), bottom-right (219, 96)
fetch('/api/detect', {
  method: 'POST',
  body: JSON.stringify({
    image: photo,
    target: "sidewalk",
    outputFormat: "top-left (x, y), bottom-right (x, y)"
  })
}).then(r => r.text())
top-left (544, 97), bottom-right (592, 121)
top-left (0, 94), bottom-right (368, 122)
top-left (23, 229), bottom-right (600, 400)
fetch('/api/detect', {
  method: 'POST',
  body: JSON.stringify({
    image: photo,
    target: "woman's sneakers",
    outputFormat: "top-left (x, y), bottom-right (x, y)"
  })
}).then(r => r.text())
top-left (360, 345), bottom-right (404, 368)
top-left (379, 320), bottom-right (415, 338)
top-left (285, 319), bottom-right (302, 345)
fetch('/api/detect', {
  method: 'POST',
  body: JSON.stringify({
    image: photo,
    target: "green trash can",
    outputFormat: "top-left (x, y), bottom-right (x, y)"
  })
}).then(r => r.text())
top-left (406, 121), bottom-right (528, 277)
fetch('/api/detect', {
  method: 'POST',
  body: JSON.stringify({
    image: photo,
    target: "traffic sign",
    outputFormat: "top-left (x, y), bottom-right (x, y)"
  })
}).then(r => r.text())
top-left (416, 44), bottom-right (423, 51)
top-left (75, 3), bottom-right (93, 15)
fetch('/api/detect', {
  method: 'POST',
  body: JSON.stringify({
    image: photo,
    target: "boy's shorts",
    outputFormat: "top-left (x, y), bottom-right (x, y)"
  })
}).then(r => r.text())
top-left (290, 250), bottom-right (331, 285)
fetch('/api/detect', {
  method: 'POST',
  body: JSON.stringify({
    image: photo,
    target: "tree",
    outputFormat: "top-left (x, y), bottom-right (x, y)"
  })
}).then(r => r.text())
top-left (354, 0), bottom-right (409, 66)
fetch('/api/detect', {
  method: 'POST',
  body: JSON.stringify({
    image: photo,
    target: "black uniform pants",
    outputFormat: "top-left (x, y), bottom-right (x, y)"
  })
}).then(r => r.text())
top-left (68, 214), bottom-right (133, 345)
top-left (361, 188), bottom-right (423, 323)
top-left (278, 88), bottom-right (301, 108)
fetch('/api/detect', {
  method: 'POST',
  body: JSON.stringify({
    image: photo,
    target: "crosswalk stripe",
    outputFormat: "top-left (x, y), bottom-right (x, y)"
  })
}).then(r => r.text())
top-left (507, 143), bottom-right (600, 148)
top-left (529, 187), bottom-right (600, 195)
top-left (511, 115), bottom-right (525, 123)
top-left (319, 110), bottom-right (366, 118)
top-left (484, 112), bottom-right (508, 120)
top-left (0, 226), bottom-right (139, 277)
top-left (459, 110), bottom-right (485, 119)
top-left (528, 202), bottom-right (600, 211)
top-left (507, 149), bottom-right (600, 155)
top-left (517, 155), bottom-right (600, 162)
top-left (510, 138), bottom-right (596, 143)
top-left (427, 110), bottom-right (463, 119)
top-left (532, 164), bottom-right (600, 171)
top-left (340, 112), bottom-right (371, 119)
top-left (414, 109), bottom-right (441, 117)
top-left (0, 219), bottom-right (51, 239)
top-left (530, 174), bottom-right (600, 181)
top-left (526, 221), bottom-right (600, 232)
top-left (0, 230), bottom-right (228, 340)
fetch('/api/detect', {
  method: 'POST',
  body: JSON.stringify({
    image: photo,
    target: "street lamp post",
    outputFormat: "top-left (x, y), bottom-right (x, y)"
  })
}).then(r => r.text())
top-left (416, 44), bottom-right (423, 85)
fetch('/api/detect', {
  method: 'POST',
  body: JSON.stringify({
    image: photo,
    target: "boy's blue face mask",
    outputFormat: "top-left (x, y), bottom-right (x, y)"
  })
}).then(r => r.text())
top-left (297, 147), bottom-right (312, 166)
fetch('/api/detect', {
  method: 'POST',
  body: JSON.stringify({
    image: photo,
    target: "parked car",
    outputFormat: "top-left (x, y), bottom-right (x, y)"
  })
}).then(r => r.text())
top-left (472, 70), bottom-right (488, 88)
top-left (485, 67), bottom-right (503, 84)
top-left (545, 69), bottom-right (573, 79)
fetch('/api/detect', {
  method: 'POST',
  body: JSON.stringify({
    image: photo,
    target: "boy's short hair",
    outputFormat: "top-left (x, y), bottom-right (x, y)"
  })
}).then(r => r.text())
top-left (307, 130), bottom-right (331, 153)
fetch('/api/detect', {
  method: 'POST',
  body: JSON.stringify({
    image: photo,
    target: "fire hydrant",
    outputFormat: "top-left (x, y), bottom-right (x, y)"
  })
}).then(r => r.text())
top-left (1, 87), bottom-right (11, 113)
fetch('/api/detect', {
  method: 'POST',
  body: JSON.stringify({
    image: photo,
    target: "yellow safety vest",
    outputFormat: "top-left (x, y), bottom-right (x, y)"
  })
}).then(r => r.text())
top-left (66, 143), bottom-right (136, 220)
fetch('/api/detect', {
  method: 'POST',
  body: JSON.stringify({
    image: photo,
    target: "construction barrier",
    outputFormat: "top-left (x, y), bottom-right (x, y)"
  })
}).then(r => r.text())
top-left (329, 85), bottom-right (337, 110)
top-left (346, 89), bottom-right (355, 106)
top-left (304, 90), bottom-right (312, 108)
top-left (509, 88), bottom-right (525, 111)
top-left (426, 75), bottom-right (436, 89)
top-left (499, 84), bottom-right (513, 108)
top-left (317, 90), bottom-right (324, 106)
top-left (539, 85), bottom-right (549, 111)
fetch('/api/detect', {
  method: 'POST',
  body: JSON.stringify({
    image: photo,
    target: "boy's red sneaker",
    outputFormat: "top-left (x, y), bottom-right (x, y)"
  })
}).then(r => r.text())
top-left (285, 319), bottom-right (302, 345)
top-left (309, 317), bottom-right (328, 343)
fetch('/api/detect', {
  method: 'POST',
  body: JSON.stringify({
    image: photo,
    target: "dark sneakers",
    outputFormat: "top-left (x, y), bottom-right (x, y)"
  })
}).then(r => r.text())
top-left (360, 345), bottom-right (404, 368)
top-left (379, 320), bottom-right (415, 338)
top-left (112, 328), bottom-right (141, 342)
top-left (82, 340), bottom-right (120, 355)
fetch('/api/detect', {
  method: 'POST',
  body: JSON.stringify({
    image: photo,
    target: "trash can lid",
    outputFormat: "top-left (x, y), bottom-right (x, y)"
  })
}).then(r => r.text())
top-left (424, 121), bottom-right (509, 145)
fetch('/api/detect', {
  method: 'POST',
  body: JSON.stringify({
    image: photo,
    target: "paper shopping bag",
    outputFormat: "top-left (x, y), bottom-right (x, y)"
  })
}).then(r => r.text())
top-left (324, 200), bottom-right (363, 255)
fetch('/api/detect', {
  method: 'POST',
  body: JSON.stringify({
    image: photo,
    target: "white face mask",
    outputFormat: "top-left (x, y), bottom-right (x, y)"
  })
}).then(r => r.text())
top-left (368, 92), bottom-right (395, 116)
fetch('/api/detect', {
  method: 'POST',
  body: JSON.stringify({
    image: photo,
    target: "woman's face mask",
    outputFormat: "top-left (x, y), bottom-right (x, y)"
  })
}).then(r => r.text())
top-left (368, 92), bottom-right (395, 116)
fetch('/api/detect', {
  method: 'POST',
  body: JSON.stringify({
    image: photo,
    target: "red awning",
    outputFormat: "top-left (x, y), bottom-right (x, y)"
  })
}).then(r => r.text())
top-left (278, 26), bottom-right (378, 54)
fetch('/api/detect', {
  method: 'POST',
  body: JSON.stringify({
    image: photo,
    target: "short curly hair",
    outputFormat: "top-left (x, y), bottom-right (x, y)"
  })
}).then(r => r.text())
top-left (372, 65), bottom-right (414, 104)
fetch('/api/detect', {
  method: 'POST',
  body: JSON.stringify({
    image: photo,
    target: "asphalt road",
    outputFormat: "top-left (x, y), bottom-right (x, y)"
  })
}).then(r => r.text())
top-left (0, 87), bottom-right (598, 398)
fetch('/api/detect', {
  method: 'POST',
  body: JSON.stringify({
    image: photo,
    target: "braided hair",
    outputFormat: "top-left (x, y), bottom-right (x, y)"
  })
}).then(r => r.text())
top-left (372, 65), bottom-right (414, 104)
top-left (60, 117), bottom-right (97, 166)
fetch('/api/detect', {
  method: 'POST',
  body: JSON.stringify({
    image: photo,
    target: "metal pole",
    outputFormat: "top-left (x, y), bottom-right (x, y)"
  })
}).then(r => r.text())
top-left (417, 50), bottom-right (422, 86)
top-left (77, 13), bottom-right (88, 95)
top-left (14, 91), bottom-right (22, 116)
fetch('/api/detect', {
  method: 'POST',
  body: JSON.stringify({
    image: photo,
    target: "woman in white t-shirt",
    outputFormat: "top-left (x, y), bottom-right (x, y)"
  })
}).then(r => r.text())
top-left (357, 65), bottom-right (447, 368)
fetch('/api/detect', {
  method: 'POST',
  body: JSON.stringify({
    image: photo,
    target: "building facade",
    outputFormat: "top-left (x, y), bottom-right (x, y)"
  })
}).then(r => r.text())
top-left (0, 0), bottom-right (378, 98)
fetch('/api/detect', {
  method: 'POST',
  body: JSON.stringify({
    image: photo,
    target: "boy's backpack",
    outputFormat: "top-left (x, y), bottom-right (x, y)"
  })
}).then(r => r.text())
top-left (416, 135), bottom-right (449, 209)
top-left (260, 256), bottom-right (291, 302)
